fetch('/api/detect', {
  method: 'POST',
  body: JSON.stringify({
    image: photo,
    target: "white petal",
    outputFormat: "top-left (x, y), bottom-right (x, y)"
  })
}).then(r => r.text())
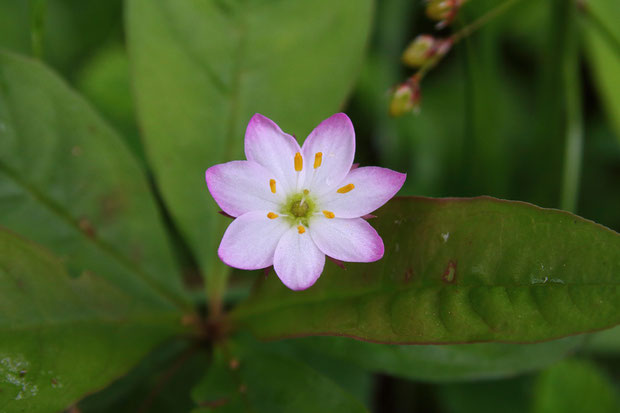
top-left (309, 217), bottom-right (384, 262)
top-left (205, 161), bottom-right (282, 217)
top-left (301, 113), bottom-right (355, 196)
top-left (244, 113), bottom-right (305, 193)
top-left (218, 211), bottom-right (290, 270)
top-left (319, 166), bottom-right (406, 218)
top-left (273, 226), bottom-right (325, 291)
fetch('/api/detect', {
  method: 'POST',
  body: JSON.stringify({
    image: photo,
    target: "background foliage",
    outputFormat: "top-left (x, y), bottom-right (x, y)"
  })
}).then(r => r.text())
top-left (0, 0), bottom-right (619, 412)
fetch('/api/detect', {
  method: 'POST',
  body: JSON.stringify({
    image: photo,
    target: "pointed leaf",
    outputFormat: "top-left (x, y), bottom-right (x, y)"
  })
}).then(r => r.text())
top-left (233, 197), bottom-right (620, 344)
top-left (0, 50), bottom-right (188, 310)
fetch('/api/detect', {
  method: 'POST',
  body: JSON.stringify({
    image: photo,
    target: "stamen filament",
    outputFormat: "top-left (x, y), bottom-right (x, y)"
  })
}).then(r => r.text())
top-left (337, 183), bottom-right (355, 193)
top-left (269, 179), bottom-right (276, 193)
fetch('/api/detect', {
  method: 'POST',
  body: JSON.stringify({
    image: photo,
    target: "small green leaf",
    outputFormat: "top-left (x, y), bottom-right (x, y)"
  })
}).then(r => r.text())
top-left (0, 50), bottom-right (189, 310)
top-left (0, 228), bottom-right (187, 412)
top-left (233, 197), bottom-right (620, 344)
top-left (583, 0), bottom-right (620, 143)
top-left (191, 337), bottom-right (368, 413)
top-left (282, 336), bottom-right (582, 382)
top-left (125, 0), bottom-right (374, 300)
top-left (533, 359), bottom-right (619, 413)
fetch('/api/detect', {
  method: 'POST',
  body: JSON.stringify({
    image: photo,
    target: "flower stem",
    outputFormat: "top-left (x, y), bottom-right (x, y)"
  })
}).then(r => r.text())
top-left (560, 1), bottom-right (583, 213)
top-left (29, 0), bottom-right (47, 59)
top-left (414, 0), bottom-right (523, 84)
top-left (450, 0), bottom-right (522, 44)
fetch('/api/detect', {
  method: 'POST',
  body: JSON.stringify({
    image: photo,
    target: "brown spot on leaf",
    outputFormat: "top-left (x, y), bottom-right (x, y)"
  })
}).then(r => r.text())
top-left (100, 191), bottom-right (127, 222)
top-left (442, 261), bottom-right (457, 283)
top-left (78, 218), bottom-right (96, 238)
top-left (229, 358), bottom-right (239, 370)
top-left (404, 266), bottom-right (414, 283)
top-left (239, 384), bottom-right (247, 393)
top-left (51, 378), bottom-right (58, 386)
top-left (71, 146), bottom-right (82, 156)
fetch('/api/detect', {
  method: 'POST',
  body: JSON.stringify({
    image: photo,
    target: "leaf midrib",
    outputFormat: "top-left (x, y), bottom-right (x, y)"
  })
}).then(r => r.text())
top-left (233, 281), bottom-right (620, 321)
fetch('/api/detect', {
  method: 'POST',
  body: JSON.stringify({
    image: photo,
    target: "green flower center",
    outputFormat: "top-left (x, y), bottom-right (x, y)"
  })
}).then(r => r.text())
top-left (284, 192), bottom-right (315, 226)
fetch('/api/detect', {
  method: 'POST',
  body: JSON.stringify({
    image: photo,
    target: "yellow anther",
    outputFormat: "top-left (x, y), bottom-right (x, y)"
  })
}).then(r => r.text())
top-left (294, 152), bottom-right (303, 172)
top-left (269, 179), bottom-right (276, 193)
top-left (337, 183), bottom-right (355, 193)
top-left (313, 152), bottom-right (323, 169)
top-left (303, 189), bottom-right (309, 195)
top-left (267, 212), bottom-right (278, 219)
top-left (322, 210), bottom-right (335, 219)
top-left (297, 225), bottom-right (306, 234)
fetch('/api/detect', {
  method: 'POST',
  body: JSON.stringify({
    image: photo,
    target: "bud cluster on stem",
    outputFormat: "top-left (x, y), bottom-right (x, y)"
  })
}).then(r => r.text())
top-left (388, 0), bottom-right (521, 117)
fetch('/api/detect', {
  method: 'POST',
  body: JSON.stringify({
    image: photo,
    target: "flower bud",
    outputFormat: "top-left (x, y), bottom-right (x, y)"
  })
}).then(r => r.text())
top-left (426, 0), bottom-right (466, 27)
top-left (389, 80), bottom-right (421, 117)
top-left (401, 35), bottom-right (436, 68)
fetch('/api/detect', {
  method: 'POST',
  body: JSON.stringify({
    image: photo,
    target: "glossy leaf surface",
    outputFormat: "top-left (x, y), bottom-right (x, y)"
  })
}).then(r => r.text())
top-left (234, 197), bottom-right (620, 344)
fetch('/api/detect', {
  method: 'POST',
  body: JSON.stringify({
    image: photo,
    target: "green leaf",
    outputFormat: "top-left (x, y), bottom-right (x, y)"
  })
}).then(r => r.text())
top-left (233, 197), bottom-right (620, 344)
top-left (532, 359), bottom-right (619, 413)
top-left (76, 44), bottom-right (144, 164)
top-left (0, 228), bottom-right (187, 412)
top-left (0, 50), bottom-right (189, 310)
top-left (281, 336), bottom-right (582, 382)
top-left (126, 0), bottom-right (374, 299)
top-left (191, 337), bottom-right (368, 413)
top-left (583, 0), bottom-right (620, 143)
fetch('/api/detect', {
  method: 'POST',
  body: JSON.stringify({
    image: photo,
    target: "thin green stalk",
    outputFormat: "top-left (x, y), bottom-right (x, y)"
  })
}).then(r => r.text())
top-left (29, 0), bottom-right (47, 59)
top-left (414, 0), bottom-right (523, 84)
top-left (560, 2), bottom-right (583, 213)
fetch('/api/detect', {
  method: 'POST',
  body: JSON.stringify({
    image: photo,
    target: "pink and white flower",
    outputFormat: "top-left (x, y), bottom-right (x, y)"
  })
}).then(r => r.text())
top-left (205, 113), bottom-right (406, 291)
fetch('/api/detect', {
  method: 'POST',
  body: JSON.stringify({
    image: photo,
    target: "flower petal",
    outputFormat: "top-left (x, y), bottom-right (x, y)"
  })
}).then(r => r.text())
top-left (244, 113), bottom-right (303, 193)
top-left (301, 113), bottom-right (355, 196)
top-left (218, 211), bottom-right (290, 270)
top-left (273, 226), bottom-right (325, 291)
top-left (319, 166), bottom-right (406, 218)
top-left (309, 217), bottom-right (384, 262)
top-left (205, 160), bottom-right (282, 217)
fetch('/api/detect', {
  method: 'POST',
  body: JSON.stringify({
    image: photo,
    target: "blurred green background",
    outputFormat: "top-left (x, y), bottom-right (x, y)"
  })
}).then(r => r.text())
top-left (1, 0), bottom-right (618, 411)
